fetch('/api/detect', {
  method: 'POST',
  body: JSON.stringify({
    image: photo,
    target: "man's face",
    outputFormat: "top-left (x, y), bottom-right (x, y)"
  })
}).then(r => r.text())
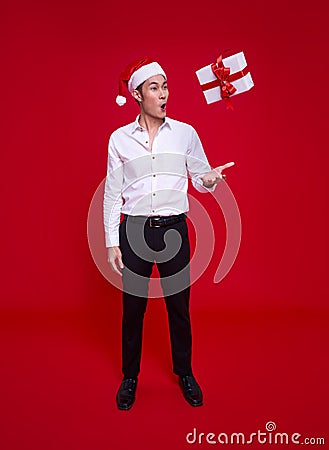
top-left (134, 75), bottom-right (169, 120)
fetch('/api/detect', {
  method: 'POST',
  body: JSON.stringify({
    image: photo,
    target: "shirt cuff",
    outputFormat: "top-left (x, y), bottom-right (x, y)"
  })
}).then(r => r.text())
top-left (105, 234), bottom-right (120, 248)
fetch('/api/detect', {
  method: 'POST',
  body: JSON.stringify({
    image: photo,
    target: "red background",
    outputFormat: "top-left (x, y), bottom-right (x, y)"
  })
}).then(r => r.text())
top-left (1, 0), bottom-right (328, 449)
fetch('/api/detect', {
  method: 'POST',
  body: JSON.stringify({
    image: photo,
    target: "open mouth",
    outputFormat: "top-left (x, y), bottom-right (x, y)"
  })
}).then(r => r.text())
top-left (160, 103), bottom-right (166, 111)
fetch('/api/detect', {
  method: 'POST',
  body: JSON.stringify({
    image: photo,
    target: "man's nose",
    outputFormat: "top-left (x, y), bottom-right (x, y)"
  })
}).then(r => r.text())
top-left (159, 89), bottom-right (166, 98)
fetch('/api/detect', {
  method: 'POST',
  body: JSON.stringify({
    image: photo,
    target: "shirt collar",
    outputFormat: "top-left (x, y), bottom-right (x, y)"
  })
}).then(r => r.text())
top-left (131, 115), bottom-right (172, 134)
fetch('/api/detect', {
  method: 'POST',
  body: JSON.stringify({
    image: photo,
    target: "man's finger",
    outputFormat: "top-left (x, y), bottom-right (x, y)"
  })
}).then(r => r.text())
top-left (112, 264), bottom-right (123, 276)
top-left (109, 258), bottom-right (123, 276)
top-left (215, 161), bottom-right (235, 172)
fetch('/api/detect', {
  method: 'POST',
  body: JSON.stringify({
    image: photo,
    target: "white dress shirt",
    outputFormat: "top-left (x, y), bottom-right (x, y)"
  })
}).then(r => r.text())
top-left (103, 116), bottom-right (215, 247)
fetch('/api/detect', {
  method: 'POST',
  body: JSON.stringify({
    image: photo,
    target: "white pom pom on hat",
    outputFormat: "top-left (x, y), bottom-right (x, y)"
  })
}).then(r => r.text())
top-left (115, 95), bottom-right (126, 106)
top-left (116, 56), bottom-right (166, 106)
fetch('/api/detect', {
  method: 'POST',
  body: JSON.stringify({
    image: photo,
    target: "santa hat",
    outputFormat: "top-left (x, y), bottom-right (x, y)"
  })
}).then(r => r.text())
top-left (116, 56), bottom-right (167, 106)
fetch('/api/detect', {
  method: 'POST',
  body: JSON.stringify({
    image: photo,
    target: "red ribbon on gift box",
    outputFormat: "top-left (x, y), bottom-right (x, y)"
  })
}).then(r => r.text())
top-left (202, 54), bottom-right (250, 110)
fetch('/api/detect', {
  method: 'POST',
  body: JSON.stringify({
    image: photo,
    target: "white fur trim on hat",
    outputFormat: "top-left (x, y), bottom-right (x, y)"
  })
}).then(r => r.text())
top-left (127, 62), bottom-right (166, 93)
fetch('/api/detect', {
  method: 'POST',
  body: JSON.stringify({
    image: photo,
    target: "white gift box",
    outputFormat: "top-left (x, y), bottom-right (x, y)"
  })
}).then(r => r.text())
top-left (195, 51), bottom-right (254, 104)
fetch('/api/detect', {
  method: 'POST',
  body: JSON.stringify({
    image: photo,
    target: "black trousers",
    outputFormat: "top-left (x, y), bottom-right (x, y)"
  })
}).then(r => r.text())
top-left (119, 214), bottom-right (192, 378)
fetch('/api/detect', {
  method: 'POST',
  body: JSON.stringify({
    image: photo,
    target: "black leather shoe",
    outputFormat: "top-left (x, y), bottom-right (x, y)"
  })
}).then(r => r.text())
top-left (116, 378), bottom-right (138, 410)
top-left (179, 375), bottom-right (203, 407)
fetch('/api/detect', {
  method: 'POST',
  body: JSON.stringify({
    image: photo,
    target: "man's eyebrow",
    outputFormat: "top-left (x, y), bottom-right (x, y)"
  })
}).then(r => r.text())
top-left (148, 80), bottom-right (168, 86)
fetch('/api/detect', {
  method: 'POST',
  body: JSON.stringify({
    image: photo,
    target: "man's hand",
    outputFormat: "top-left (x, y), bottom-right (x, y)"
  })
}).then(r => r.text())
top-left (202, 162), bottom-right (235, 188)
top-left (107, 246), bottom-right (124, 276)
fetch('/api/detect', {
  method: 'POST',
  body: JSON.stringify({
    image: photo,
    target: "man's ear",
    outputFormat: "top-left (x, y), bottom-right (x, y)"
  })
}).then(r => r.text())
top-left (132, 89), bottom-right (142, 103)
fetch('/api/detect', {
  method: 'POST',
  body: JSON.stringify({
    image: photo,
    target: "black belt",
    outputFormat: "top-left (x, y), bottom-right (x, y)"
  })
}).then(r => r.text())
top-left (123, 213), bottom-right (187, 228)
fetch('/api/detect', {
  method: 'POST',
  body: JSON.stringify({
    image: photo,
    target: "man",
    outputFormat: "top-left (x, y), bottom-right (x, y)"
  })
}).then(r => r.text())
top-left (103, 57), bottom-right (234, 410)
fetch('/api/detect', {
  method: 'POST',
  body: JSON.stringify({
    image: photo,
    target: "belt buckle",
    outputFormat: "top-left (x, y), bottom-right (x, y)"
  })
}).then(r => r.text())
top-left (149, 217), bottom-right (161, 228)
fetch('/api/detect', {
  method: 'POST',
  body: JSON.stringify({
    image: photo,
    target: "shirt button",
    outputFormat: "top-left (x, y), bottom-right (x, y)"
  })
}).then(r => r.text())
top-left (146, 141), bottom-right (148, 144)
top-left (152, 209), bottom-right (155, 213)
top-left (153, 193), bottom-right (156, 196)
top-left (153, 174), bottom-right (156, 177)
top-left (152, 156), bottom-right (155, 159)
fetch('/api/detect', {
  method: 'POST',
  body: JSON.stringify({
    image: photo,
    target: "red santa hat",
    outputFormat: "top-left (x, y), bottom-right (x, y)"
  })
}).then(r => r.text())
top-left (116, 56), bottom-right (167, 106)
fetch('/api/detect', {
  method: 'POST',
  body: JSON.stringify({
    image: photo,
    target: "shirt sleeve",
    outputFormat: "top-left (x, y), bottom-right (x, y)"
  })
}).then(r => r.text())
top-left (186, 127), bottom-right (218, 193)
top-left (103, 134), bottom-right (124, 247)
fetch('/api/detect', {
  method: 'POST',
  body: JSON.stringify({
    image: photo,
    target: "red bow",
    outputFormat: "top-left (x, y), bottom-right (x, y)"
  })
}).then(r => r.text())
top-left (211, 55), bottom-right (237, 110)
